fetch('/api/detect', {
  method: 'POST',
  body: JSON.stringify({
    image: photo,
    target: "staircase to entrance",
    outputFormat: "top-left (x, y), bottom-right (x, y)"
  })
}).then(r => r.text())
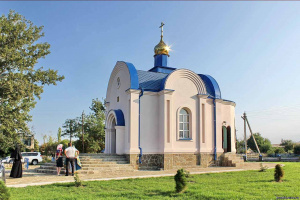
top-left (219, 153), bottom-right (244, 167)
top-left (35, 154), bottom-right (135, 175)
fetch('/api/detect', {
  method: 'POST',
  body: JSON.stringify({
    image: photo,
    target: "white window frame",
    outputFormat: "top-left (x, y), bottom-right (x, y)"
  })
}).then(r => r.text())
top-left (177, 107), bottom-right (192, 140)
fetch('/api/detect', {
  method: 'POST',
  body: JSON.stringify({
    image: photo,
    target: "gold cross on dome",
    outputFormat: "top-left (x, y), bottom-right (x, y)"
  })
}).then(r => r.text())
top-left (159, 22), bottom-right (165, 39)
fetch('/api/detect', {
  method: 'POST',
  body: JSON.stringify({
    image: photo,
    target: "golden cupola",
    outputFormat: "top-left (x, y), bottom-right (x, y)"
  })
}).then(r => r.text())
top-left (154, 22), bottom-right (170, 56)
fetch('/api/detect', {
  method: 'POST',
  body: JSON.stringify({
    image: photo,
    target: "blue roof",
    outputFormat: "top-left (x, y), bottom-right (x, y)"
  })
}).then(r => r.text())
top-left (127, 65), bottom-right (221, 99)
top-left (114, 109), bottom-right (125, 126)
top-left (123, 62), bottom-right (139, 90)
top-left (137, 70), bottom-right (168, 92)
top-left (198, 74), bottom-right (221, 99)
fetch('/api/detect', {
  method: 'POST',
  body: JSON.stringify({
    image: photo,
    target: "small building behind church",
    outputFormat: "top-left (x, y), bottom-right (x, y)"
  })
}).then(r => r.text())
top-left (105, 24), bottom-right (236, 170)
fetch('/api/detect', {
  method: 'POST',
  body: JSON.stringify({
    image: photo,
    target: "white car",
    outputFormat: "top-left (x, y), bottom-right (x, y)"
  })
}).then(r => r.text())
top-left (21, 152), bottom-right (43, 165)
top-left (1, 156), bottom-right (13, 164)
top-left (0, 159), bottom-right (6, 183)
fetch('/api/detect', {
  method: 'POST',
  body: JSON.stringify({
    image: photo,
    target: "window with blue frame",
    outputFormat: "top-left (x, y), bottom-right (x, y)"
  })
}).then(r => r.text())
top-left (179, 108), bottom-right (190, 139)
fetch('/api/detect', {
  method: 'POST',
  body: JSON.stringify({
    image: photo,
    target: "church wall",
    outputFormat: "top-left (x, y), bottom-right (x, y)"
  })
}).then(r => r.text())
top-left (165, 72), bottom-right (199, 153)
top-left (201, 98), bottom-right (215, 154)
top-left (218, 103), bottom-right (236, 153)
top-left (127, 92), bottom-right (139, 154)
top-left (140, 93), bottom-right (160, 153)
top-left (216, 100), bottom-right (224, 153)
top-left (105, 63), bottom-right (133, 155)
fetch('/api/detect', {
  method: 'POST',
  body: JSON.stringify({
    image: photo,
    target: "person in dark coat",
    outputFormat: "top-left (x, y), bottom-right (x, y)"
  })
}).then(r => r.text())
top-left (10, 145), bottom-right (23, 178)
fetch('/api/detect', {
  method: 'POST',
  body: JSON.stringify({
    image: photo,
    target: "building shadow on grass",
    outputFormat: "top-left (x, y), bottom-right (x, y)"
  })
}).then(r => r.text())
top-left (51, 183), bottom-right (76, 188)
top-left (93, 190), bottom-right (178, 199)
top-left (248, 179), bottom-right (277, 183)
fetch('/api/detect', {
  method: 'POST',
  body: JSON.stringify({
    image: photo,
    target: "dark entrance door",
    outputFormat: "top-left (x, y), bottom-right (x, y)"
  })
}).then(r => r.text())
top-left (227, 126), bottom-right (231, 152)
top-left (222, 126), bottom-right (227, 153)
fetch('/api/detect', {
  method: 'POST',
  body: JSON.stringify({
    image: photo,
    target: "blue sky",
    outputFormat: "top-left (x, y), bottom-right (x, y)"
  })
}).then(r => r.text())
top-left (1, 2), bottom-right (299, 144)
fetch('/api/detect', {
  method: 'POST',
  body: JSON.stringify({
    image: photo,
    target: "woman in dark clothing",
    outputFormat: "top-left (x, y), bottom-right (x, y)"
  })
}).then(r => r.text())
top-left (10, 145), bottom-right (22, 178)
top-left (55, 144), bottom-right (63, 176)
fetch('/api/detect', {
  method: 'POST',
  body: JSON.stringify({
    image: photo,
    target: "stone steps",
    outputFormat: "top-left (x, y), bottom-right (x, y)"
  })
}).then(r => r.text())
top-left (35, 154), bottom-right (135, 175)
top-left (81, 163), bottom-right (131, 167)
top-left (80, 158), bottom-right (127, 162)
top-left (220, 153), bottom-right (244, 167)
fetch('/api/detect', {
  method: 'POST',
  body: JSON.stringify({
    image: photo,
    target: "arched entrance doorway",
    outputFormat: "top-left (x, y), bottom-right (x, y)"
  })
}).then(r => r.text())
top-left (106, 114), bottom-right (117, 154)
top-left (222, 125), bottom-right (232, 153)
top-left (227, 126), bottom-right (231, 152)
top-left (105, 109), bottom-right (125, 155)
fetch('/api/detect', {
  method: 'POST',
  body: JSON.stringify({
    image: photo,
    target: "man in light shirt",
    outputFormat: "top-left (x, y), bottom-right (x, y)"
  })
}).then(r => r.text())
top-left (64, 143), bottom-right (79, 176)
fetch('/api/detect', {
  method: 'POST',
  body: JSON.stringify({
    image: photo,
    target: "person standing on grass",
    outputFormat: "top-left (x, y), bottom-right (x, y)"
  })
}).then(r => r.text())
top-left (9, 144), bottom-right (22, 178)
top-left (55, 144), bottom-right (63, 176)
top-left (64, 142), bottom-right (79, 176)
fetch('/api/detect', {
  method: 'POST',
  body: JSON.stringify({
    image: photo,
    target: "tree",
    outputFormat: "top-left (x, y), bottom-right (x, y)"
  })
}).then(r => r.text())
top-left (274, 147), bottom-right (285, 155)
top-left (280, 139), bottom-right (294, 153)
top-left (39, 135), bottom-right (57, 156)
top-left (0, 10), bottom-right (64, 156)
top-left (247, 133), bottom-right (272, 153)
top-left (75, 99), bottom-right (105, 153)
top-left (294, 145), bottom-right (300, 155)
top-left (0, 180), bottom-right (10, 200)
top-left (34, 139), bottom-right (39, 152)
top-left (174, 169), bottom-right (187, 193)
top-left (62, 119), bottom-right (79, 143)
top-left (274, 164), bottom-right (284, 182)
top-left (57, 127), bottom-right (62, 143)
top-left (236, 139), bottom-right (245, 154)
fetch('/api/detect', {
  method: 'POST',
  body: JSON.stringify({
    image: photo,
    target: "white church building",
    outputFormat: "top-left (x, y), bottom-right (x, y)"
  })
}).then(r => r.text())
top-left (105, 23), bottom-right (236, 170)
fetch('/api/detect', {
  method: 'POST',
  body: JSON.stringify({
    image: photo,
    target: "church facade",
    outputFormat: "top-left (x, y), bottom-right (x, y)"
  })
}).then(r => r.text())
top-left (105, 24), bottom-right (236, 170)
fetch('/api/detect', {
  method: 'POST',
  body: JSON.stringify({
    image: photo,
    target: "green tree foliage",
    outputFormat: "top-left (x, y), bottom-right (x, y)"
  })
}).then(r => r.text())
top-left (57, 127), bottom-right (62, 143)
top-left (75, 99), bottom-right (105, 153)
top-left (174, 169), bottom-right (187, 193)
top-left (280, 139), bottom-right (294, 153)
top-left (62, 119), bottom-right (79, 143)
top-left (34, 139), bottom-right (39, 152)
top-left (40, 135), bottom-right (57, 156)
top-left (274, 147), bottom-right (285, 155)
top-left (294, 145), bottom-right (300, 155)
top-left (236, 139), bottom-right (245, 154)
top-left (274, 164), bottom-right (284, 182)
top-left (247, 133), bottom-right (272, 153)
top-left (0, 180), bottom-right (10, 200)
top-left (0, 10), bottom-right (64, 156)
top-left (74, 173), bottom-right (82, 187)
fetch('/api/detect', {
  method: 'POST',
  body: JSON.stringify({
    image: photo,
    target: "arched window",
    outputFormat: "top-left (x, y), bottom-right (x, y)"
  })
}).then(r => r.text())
top-left (179, 108), bottom-right (190, 139)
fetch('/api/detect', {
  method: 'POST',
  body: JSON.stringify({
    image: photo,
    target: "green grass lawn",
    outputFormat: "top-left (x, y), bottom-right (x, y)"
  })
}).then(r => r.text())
top-left (9, 163), bottom-right (300, 200)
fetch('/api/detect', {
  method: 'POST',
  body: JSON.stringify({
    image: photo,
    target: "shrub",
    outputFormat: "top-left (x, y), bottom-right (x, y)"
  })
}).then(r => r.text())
top-left (183, 169), bottom-right (190, 178)
top-left (274, 164), bottom-right (284, 182)
top-left (294, 145), bottom-right (300, 155)
top-left (274, 147), bottom-right (285, 155)
top-left (174, 169), bottom-right (187, 193)
top-left (41, 156), bottom-right (52, 163)
top-left (74, 172), bottom-right (82, 187)
top-left (267, 148), bottom-right (275, 156)
top-left (259, 163), bottom-right (268, 172)
top-left (0, 180), bottom-right (10, 200)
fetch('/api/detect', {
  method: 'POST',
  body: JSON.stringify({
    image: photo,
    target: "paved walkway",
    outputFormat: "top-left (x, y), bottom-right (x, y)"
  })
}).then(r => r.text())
top-left (6, 162), bottom-right (277, 188)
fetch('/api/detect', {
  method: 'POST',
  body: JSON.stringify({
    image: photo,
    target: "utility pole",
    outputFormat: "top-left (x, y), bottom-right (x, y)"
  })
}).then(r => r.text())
top-left (245, 115), bottom-right (261, 155)
top-left (69, 123), bottom-right (72, 144)
top-left (243, 112), bottom-right (247, 160)
top-left (82, 111), bottom-right (84, 153)
top-left (241, 112), bottom-right (261, 161)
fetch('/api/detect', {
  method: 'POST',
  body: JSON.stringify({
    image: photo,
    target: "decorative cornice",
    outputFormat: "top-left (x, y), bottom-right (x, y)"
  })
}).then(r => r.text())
top-left (158, 89), bottom-right (175, 95)
top-left (215, 99), bottom-right (236, 107)
top-left (197, 94), bottom-right (209, 99)
top-left (125, 88), bottom-right (140, 94)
